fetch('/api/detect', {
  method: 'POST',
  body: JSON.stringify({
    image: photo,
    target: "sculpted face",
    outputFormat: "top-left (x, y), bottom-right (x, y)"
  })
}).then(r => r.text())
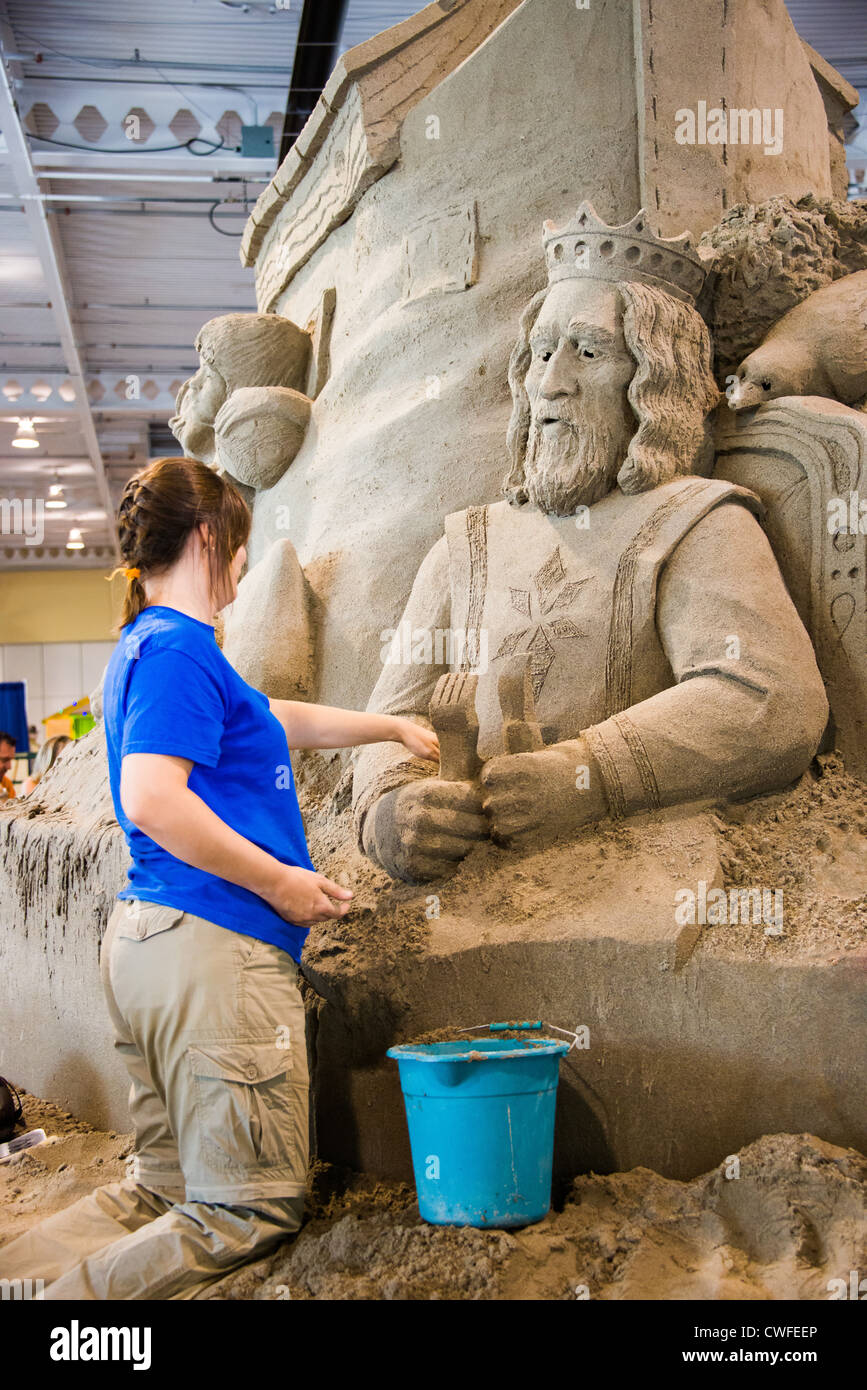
top-left (523, 280), bottom-right (636, 515)
top-left (170, 360), bottom-right (227, 465)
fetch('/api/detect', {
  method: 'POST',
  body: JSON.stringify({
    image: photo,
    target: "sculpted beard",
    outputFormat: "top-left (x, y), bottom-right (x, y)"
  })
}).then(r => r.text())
top-left (523, 404), bottom-right (633, 516)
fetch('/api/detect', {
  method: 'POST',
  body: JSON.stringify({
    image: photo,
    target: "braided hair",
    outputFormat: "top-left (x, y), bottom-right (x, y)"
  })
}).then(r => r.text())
top-left (110, 456), bottom-right (251, 629)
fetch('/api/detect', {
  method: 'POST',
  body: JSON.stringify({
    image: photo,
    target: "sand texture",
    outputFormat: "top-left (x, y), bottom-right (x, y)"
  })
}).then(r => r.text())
top-left (1, 1093), bottom-right (863, 1301)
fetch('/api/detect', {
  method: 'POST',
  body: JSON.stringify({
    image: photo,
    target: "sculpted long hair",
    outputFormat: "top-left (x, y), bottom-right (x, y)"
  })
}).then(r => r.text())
top-left (195, 314), bottom-right (310, 395)
top-left (503, 281), bottom-right (720, 503)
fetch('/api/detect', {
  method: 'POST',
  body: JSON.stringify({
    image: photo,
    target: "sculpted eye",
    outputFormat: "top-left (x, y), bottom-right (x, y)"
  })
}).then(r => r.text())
top-left (537, 348), bottom-right (552, 362)
top-left (760, 379), bottom-right (772, 391)
top-left (582, 348), bottom-right (595, 359)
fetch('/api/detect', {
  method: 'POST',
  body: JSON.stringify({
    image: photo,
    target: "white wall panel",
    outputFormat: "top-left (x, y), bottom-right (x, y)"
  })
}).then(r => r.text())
top-left (81, 641), bottom-right (115, 697)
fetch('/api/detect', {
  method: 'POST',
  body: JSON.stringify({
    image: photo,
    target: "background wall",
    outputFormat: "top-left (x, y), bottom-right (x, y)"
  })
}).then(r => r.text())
top-left (0, 569), bottom-right (119, 645)
top-left (0, 569), bottom-right (118, 754)
top-left (0, 640), bottom-right (114, 741)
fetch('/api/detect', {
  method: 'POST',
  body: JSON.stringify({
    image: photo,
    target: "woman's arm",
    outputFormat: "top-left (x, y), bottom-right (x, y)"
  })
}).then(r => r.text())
top-left (120, 752), bottom-right (352, 924)
top-left (268, 700), bottom-right (439, 759)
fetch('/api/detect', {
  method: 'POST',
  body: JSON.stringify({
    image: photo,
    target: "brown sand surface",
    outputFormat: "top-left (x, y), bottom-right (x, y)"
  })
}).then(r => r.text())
top-left (1, 1092), bottom-right (863, 1301)
top-left (295, 753), bottom-right (867, 974)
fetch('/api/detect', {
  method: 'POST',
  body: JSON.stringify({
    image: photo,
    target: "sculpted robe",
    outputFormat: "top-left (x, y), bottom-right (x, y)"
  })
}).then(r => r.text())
top-left (353, 477), bottom-right (828, 844)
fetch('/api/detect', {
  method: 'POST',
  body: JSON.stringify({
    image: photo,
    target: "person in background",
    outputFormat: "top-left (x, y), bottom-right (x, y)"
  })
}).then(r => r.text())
top-left (20, 733), bottom-right (71, 796)
top-left (0, 731), bottom-right (18, 801)
top-left (0, 455), bottom-right (438, 1301)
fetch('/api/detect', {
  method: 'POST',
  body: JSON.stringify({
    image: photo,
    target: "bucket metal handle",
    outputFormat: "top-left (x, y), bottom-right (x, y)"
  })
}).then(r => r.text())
top-left (457, 1020), bottom-right (582, 1052)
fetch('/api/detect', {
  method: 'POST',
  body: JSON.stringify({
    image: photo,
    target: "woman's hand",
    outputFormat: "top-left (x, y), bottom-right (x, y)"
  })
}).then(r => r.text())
top-left (269, 699), bottom-right (441, 755)
top-left (391, 717), bottom-right (439, 762)
top-left (264, 864), bottom-right (353, 925)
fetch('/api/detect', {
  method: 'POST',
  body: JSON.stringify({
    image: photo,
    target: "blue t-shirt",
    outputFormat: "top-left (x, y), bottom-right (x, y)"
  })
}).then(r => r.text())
top-left (103, 604), bottom-right (314, 962)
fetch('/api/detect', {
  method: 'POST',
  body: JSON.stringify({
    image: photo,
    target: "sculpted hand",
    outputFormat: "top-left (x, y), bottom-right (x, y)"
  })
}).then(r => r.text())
top-left (480, 739), bottom-right (608, 849)
top-left (362, 778), bottom-right (488, 883)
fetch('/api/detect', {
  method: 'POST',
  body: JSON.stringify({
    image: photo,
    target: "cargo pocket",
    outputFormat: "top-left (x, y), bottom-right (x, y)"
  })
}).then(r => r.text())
top-left (115, 901), bottom-right (185, 942)
top-left (187, 1036), bottom-right (295, 1173)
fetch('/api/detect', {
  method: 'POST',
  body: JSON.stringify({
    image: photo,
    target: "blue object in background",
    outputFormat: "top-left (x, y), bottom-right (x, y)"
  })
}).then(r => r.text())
top-left (240, 125), bottom-right (274, 158)
top-left (387, 1037), bottom-right (570, 1228)
top-left (0, 682), bottom-right (28, 753)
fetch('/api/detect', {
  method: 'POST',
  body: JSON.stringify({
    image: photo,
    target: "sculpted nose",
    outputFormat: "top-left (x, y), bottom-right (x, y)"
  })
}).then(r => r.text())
top-left (539, 341), bottom-right (577, 399)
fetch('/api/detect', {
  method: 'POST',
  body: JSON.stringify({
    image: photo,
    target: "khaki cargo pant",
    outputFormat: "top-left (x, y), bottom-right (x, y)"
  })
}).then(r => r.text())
top-left (0, 899), bottom-right (309, 1300)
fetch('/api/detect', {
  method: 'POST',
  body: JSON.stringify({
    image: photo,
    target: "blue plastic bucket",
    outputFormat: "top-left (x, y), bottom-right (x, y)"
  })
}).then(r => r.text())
top-left (386, 1036), bottom-right (569, 1227)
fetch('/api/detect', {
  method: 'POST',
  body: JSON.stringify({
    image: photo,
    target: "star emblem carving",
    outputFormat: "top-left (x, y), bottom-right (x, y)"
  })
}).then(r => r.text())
top-left (494, 546), bottom-right (588, 698)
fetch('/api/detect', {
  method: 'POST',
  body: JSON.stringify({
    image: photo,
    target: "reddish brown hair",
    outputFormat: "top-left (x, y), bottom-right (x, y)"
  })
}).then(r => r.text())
top-left (111, 457), bottom-right (251, 629)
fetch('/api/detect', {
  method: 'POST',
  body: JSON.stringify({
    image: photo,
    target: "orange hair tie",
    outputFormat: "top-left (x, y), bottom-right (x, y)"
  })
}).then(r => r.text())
top-left (124, 567), bottom-right (141, 581)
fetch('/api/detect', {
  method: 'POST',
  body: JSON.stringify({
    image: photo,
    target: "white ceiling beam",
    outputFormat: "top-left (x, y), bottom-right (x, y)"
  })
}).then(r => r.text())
top-left (29, 170), bottom-right (271, 184)
top-left (0, 36), bottom-right (120, 559)
top-left (30, 151), bottom-right (275, 177)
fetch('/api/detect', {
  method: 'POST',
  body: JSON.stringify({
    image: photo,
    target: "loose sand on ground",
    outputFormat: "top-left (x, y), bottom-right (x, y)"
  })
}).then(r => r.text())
top-left (1, 1093), bottom-right (863, 1300)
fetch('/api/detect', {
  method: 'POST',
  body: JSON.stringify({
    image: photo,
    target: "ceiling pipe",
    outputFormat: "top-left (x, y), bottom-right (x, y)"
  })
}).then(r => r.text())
top-left (5, 53), bottom-right (295, 74)
top-left (36, 171), bottom-right (269, 184)
top-left (18, 192), bottom-right (256, 203)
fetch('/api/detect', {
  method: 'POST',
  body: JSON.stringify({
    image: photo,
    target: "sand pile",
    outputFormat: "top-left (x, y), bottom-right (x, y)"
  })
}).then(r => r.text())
top-left (707, 753), bottom-right (867, 959)
top-left (2, 1092), bottom-right (863, 1301)
top-left (209, 1133), bottom-right (866, 1301)
top-left (293, 751), bottom-right (867, 971)
top-left (0, 1093), bottom-right (129, 1248)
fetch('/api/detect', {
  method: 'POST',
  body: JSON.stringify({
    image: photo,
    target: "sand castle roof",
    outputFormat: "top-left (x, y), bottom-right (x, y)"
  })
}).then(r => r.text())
top-left (240, 0), bottom-right (521, 273)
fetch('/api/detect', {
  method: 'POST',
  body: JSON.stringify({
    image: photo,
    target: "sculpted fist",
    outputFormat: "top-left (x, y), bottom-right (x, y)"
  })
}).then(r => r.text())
top-left (480, 739), bottom-right (608, 849)
top-left (362, 778), bottom-right (488, 883)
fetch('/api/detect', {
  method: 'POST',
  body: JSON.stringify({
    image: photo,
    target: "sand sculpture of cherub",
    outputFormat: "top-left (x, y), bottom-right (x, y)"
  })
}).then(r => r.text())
top-left (170, 311), bottom-right (313, 490)
top-left (167, 310), bottom-right (323, 700)
top-left (352, 204), bottom-right (830, 883)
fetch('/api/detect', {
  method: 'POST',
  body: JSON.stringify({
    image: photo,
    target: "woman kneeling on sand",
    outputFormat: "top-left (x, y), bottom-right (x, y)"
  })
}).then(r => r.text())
top-left (1, 456), bottom-right (437, 1300)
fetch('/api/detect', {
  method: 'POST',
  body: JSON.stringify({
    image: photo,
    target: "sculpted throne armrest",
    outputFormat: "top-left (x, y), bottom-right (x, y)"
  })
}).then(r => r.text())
top-left (715, 397), bottom-right (867, 777)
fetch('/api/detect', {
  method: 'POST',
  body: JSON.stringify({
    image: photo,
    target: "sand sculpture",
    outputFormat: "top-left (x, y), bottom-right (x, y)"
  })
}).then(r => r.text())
top-left (170, 312), bottom-right (321, 697)
top-left (352, 205), bottom-right (830, 883)
top-left (728, 270), bottom-right (867, 411)
top-left (1, 0), bottom-right (864, 1197)
top-left (170, 311), bottom-right (315, 492)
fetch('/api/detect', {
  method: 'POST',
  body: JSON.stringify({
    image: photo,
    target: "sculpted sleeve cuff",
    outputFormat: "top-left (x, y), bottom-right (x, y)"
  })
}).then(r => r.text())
top-left (583, 715), bottom-right (661, 818)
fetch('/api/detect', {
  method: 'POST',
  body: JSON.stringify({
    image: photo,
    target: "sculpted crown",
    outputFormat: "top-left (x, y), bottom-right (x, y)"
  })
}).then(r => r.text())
top-left (543, 202), bottom-right (707, 305)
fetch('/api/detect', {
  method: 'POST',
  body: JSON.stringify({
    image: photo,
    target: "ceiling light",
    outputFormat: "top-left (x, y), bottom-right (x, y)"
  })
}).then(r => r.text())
top-left (46, 481), bottom-right (67, 510)
top-left (11, 418), bottom-right (39, 449)
top-left (66, 527), bottom-right (84, 550)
